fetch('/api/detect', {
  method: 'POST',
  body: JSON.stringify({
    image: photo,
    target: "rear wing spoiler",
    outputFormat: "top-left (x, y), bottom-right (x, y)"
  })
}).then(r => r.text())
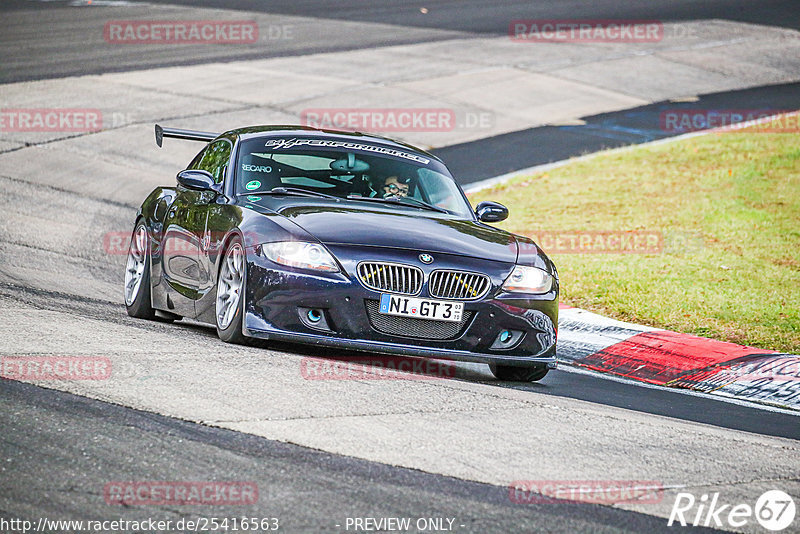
top-left (155, 124), bottom-right (219, 147)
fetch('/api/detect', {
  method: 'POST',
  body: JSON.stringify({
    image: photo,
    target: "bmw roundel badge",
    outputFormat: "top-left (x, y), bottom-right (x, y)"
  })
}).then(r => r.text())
top-left (419, 253), bottom-right (434, 264)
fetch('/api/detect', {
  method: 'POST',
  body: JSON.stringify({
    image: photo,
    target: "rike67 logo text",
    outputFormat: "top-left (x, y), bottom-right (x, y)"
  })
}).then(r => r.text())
top-left (668, 490), bottom-right (795, 531)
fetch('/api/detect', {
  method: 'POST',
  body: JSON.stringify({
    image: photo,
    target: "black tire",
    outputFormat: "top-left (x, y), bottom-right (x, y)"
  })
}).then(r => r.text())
top-left (124, 221), bottom-right (156, 320)
top-left (215, 236), bottom-right (248, 344)
top-left (489, 363), bottom-right (549, 382)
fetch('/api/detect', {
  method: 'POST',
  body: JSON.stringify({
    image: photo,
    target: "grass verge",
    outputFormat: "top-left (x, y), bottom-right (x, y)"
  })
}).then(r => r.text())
top-left (469, 115), bottom-right (800, 352)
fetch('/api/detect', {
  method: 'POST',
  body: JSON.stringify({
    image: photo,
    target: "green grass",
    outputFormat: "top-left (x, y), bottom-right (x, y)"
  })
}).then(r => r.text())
top-left (469, 118), bottom-right (800, 352)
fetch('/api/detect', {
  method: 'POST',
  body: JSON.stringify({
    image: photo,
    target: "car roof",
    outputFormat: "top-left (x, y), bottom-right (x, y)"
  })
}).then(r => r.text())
top-left (221, 125), bottom-right (442, 163)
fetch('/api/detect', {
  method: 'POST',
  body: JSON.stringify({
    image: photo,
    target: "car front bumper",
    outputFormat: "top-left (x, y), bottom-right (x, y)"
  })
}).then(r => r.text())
top-left (243, 245), bottom-right (558, 368)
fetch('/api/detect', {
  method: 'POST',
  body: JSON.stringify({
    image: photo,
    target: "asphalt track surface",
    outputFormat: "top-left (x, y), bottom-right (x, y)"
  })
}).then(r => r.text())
top-left (4, 0), bottom-right (800, 183)
top-left (0, 379), bottom-right (721, 533)
top-left (3, 0), bottom-right (800, 82)
top-left (1, 1), bottom-right (799, 532)
top-left (10, 0), bottom-right (799, 31)
top-left (436, 81), bottom-right (800, 184)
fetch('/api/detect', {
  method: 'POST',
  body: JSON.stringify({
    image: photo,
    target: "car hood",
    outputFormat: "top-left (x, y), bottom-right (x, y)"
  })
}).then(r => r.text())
top-left (274, 203), bottom-right (518, 263)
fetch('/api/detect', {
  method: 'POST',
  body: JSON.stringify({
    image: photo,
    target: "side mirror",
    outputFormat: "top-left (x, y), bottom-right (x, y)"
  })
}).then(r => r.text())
top-left (177, 169), bottom-right (218, 192)
top-left (475, 201), bottom-right (509, 223)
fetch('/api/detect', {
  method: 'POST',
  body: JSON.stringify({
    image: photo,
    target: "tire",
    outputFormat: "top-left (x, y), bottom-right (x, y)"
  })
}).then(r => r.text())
top-left (215, 236), bottom-right (248, 344)
top-left (489, 363), bottom-right (549, 382)
top-left (124, 221), bottom-right (156, 320)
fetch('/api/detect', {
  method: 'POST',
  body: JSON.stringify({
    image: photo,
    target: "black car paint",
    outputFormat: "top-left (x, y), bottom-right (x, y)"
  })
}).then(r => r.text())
top-left (265, 199), bottom-right (518, 263)
top-left (135, 127), bottom-right (558, 367)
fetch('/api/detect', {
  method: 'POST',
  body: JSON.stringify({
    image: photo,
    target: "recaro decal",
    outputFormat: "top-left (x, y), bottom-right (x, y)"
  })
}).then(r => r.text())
top-left (242, 164), bottom-right (273, 173)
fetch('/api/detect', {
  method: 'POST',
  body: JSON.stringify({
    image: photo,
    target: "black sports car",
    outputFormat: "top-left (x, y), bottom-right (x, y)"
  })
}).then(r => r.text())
top-left (124, 125), bottom-right (559, 381)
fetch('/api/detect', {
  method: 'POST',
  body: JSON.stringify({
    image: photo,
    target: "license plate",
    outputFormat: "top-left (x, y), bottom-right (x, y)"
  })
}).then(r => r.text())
top-left (379, 294), bottom-right (463, 322)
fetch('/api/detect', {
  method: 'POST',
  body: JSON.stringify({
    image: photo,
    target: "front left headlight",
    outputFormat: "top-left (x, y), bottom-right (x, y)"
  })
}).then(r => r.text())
top-left (502, 265), bottom-right (553, 294)
top-left (260, 241), bottom-right (339, 272)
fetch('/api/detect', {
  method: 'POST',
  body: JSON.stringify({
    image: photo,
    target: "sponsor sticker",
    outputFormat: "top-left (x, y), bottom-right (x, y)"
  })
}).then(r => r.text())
top-left (242, 164), bottom-right (273, 173)
top-left (263, 138), bottom-right (430, 165)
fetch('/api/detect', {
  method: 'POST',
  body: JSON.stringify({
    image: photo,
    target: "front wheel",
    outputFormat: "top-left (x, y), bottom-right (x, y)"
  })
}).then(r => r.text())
top-left (215, 237), bottom-right (248, 344)
top-left (489, 363), bottom-right (549, 382)
top-left (124, 222), bottom-right (156, 320)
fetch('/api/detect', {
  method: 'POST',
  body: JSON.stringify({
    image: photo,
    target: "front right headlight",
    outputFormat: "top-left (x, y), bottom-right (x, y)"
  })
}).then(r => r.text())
top-left (502, 265), bottom-right (553, 294)
top-left (260, 241), bottom-right (339, 272)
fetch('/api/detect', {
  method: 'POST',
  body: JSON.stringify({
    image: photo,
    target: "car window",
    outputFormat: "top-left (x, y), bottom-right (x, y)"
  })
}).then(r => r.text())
top-left (236, 138), bottom-right (473, 218)
top-left (191, 139), bottom-right (231, 184)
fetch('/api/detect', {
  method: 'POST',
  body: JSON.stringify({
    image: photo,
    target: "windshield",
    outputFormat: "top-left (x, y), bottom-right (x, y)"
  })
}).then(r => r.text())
top-left (235, 137), bottom-right (473, 218)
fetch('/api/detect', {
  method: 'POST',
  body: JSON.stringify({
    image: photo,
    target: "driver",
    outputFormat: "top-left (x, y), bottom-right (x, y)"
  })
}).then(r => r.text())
top-left (380, 175), bottom-right (410, 198)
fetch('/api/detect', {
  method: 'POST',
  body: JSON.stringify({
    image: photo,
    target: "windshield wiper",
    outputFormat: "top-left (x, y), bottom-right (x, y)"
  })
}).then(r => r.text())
top-left (398, 196), bottom-right (451, 214)
top-left (346, 194), bottom-right (450, 214)
top-left (257, 187), bottom-right (340, 201)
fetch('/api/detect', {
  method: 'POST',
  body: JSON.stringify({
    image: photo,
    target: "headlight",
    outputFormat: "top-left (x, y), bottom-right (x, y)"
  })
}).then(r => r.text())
top-left (502, 265), bottom-right (553, 294)
top-left (260, 241), bottom-right (339, 272)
